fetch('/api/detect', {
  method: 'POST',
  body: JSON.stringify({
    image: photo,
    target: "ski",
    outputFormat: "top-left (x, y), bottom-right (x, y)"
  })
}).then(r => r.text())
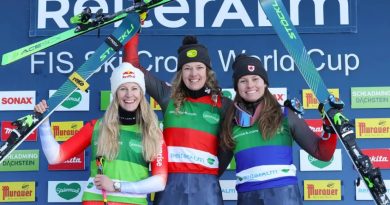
top-left (1, 0), bottom-right (174, 66)
top-left (0, 12), bottom-right (140, 164)
top-left (258, 0), bottom-right (390, 204)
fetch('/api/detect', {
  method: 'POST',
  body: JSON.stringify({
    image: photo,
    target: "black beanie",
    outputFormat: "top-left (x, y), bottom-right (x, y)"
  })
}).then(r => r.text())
top-left (177, 36), bottom-right (211, 71)
top-left (232, 54), bottom-right (268, 90)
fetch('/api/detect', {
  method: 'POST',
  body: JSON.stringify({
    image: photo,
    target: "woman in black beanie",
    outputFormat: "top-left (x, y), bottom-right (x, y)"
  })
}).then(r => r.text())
top-left (123, 34), bottom-right (232, 205)
top-left (220, 54), bottom-right (338, 205)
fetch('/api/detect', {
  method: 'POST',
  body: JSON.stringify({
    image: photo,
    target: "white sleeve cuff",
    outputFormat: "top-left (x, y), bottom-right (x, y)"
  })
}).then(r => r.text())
top-left (120, 175), bottom-right (166, 194)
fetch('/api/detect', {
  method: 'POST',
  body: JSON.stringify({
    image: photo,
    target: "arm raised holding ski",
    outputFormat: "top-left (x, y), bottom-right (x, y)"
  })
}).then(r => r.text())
top-left (34, 63), bottom-right (168, 204)
top-left (259, 0), bottom-right (390, 203)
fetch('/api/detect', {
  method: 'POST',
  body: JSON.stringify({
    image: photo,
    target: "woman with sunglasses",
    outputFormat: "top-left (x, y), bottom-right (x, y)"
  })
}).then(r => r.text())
top-left (220, 54), bottom-right (338, 205)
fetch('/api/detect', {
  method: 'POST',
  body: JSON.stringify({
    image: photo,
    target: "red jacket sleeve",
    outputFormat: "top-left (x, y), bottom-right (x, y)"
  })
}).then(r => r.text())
top-left (150, 137), bottom-right (168, 182)
top-left (57, 120), bottom-right (97, 162)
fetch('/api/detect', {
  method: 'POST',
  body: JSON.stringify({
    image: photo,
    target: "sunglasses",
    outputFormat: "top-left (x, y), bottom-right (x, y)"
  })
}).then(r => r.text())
top-left (234, 103), bottom-right (257, 127)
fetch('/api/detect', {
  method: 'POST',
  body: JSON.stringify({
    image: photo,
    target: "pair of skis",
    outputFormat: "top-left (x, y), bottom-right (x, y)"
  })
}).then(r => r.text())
top-left (1, 0), bottom-right (173, 66)
top-left (0, 0), bottom-right (175, 165)
top-left (258, 0), bottom-right (390, 204)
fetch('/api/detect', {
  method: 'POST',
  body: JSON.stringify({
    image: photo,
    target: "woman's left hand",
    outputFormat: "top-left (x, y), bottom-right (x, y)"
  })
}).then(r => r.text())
top-left (94, 174), bottom-right (115, 192)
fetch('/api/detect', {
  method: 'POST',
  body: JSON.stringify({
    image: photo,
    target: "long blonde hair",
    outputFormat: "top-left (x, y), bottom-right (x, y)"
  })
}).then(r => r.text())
top-left (170, 67), bottom-right (221, 112)
top-left (97, 89), bottom-right (161, 161)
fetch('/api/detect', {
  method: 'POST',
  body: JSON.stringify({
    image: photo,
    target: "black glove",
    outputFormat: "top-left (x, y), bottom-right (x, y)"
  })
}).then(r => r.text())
top-left (284, 97), bottom-right (304, 115)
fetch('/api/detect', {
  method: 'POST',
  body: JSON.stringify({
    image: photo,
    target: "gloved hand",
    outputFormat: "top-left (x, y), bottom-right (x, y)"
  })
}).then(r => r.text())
top-left (284, 97), bottom-right (304, 116)
top-left (318, 95), bottom-right (354, 141)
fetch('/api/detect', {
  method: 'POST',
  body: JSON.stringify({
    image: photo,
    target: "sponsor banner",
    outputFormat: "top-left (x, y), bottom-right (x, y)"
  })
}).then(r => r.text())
top-left (302, 89), bottom-right (339, 109)
top-left (356, 179), bottom-right (390, 200)
top-left (0, 150), bottom-right (39, 171)
top-left (48, 151), bottom-right (85, 171)
top-left (355, 118), bottom-right (390, 138)
top-left (49, 90), bottom-right (89, 111)
top-left (222, 87), bottom-right (287, 105)
top-left (51, 121), bottom-right (84, 141)
top-left (361, 149), bottom-right (390, 169)
top-left (150, 97), bottom-right (161, 111)
top-left (1, 121), bottom-right (37, 141)
top-left (305, 119), bottom-right (323, 136)
top-left (0, 91), bottom-right (35, 111)
top-left (303, 180), bottom-right (342, 200)
top-left (222, 88), bottom-right (235, 100)
top-left (48, 181), bottom-right (87, 202)
top-left (0, 182), bottom-right (35, 202)
top-left (269, 88), bottom-right (287, 105)
top-left (30, 0), bottom-right (357, 37)
top-left (351, 87), bottom-right (390, 108)
top-left (220, 180), bottom-right (237, 200)
top-left (300, 149), bottom-right (342, 171)
top-left (100, 90), bottom-right (112, 111)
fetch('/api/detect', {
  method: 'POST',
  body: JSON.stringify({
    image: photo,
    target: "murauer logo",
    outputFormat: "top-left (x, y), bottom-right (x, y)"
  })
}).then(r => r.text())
top-left (2, 183), bottom-right (33, 200)
top-left (56, 183), bottom-right (81, 200)
top-left (307, 182), bottom-right (338, 199)
top-left (358, 122), bottom-right (390, 136)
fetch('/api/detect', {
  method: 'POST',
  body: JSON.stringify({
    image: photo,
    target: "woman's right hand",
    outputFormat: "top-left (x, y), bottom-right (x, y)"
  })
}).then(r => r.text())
top-left (34, 100), bottom-right (48, 114)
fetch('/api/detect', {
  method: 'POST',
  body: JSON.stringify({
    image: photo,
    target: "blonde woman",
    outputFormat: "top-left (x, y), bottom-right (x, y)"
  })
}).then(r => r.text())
top-left (35, 62), bottom-right (168, 205)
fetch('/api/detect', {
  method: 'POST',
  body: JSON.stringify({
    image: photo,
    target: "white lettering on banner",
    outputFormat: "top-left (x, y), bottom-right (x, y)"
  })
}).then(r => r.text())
top-left (36, 0), bottom-right (351, 29)
top-left (29, 49), bottom-right (360, 76)
top-left (168, 146), bottom-right (218, 168)
top-left (31, 51), bottom-right (73, 74)
top-left (63, 157), bottom-right (82, 164)
top-left (218, 49), bottom-right (359, 76)
top-left (352, 90), bottom-right (390, 97)
top-left (236, 164), bottom-right (296, 184)
top-left (38, 0), bottom-right (68, 28)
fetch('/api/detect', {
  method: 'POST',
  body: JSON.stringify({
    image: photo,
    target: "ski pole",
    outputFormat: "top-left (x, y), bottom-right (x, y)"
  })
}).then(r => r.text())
top-left (96, 156), bottom-right (108, 205)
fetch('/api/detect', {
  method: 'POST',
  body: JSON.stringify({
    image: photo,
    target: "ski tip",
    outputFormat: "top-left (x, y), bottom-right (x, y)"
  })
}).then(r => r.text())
top-left (1, 55), bottom-right (11, 66)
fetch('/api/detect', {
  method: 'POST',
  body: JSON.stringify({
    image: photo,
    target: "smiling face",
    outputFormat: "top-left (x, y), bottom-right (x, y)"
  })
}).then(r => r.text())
top-left (181, 62), bottom-right (207, 91)
top-left (237, 75), bottom-right (267, 102)
top-left (116, 82), bottom-right (142, 112)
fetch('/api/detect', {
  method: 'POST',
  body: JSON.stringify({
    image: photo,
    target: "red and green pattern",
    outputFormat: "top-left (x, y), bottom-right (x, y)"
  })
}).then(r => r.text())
top-left (163, 95), bottom-right (222, 175)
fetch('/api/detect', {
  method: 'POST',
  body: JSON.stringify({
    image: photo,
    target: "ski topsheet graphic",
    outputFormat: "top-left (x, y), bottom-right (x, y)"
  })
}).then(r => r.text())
top-left (258, 0), bottom-right (390, 204)
top-left (1, 0), bottom-right (174, 66)
top-left (0, 12), bottom-right (141, 164)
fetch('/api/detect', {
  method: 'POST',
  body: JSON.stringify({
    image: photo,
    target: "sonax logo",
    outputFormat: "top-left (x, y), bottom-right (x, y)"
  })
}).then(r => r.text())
top-left (0, 91), bottom-right (35, 110)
